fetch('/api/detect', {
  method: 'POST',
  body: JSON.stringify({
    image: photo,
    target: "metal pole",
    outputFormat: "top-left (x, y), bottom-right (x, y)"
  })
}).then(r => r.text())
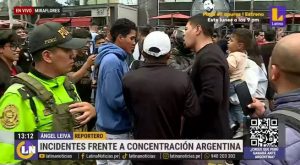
top-left (249, 0), bottom-right (254, 31)
top-left (8, 0), bottom-right (14, 29)
top-left (106, 0), bottom-right (110, 26)
top-left (157, 0), bottom-right (160, 26)
top-left (145, 0), bottom-right (149, 24)
top-left (234, 0), bottom-right (235, 11)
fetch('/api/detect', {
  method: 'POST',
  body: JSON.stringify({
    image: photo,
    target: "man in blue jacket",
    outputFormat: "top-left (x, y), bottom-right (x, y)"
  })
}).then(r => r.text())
top-left (241, 33), bottom-right (300, 164)
top-left (95, 18), bottom-right (137, 165)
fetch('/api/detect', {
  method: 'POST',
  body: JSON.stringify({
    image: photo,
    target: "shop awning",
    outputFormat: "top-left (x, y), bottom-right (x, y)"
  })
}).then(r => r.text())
top-left (71, 17), bottom-right (92, 27)
top-left (37, 17), bottom-right (71, 25)
top-left (36, 18), bottom-right (53, 25)
top-left (52, 17), bottom-right (71, 23)
top-left (151, 13), bottom-right (190, 19)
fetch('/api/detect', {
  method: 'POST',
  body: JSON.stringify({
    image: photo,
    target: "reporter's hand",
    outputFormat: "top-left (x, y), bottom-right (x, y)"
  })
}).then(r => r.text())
top-left (69, 102), bottom-right (96, 125)
top-left (86, 54), bottom-right (96, 67)
top-left (248, 98), bottom-right (266, 118)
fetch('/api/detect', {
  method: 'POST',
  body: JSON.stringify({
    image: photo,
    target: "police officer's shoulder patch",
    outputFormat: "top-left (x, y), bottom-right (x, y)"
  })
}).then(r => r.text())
top-left (0, 105), bottom-right (19, 129)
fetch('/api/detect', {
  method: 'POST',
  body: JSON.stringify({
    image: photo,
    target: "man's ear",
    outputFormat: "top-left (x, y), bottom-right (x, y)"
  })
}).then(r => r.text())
top-left (195, 25), bottom-right (202, 36)
top-left (0, 47), bottom-right (3, 54)
top-left (116, 34), bottom-right (124, 42)
top-left (270, 65), bottom-right (280, 81)
top-left (41, 50), bottom-right (53, 63)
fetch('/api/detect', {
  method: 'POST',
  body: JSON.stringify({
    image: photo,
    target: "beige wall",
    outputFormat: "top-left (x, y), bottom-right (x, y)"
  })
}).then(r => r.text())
top-left (117, 5), bottom-right (138, 24)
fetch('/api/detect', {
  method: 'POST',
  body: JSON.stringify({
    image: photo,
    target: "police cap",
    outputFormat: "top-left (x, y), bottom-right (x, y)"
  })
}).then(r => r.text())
top-left (28, 22), bottom-right (87, 53)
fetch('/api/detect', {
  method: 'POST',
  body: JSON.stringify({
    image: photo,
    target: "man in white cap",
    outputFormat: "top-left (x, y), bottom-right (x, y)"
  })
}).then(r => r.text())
top-left (123, 31), bottom-right (199, 165)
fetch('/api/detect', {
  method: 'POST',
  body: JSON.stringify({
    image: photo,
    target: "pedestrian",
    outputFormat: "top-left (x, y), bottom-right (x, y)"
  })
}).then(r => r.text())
top-left (94, 18), bottom-right (137, 165)
top-left (69, 28), bottom-right (96, 103)
top-left (254, 30), bottom-right (265, 45)
top-left (0, 22), bottom-right (96, 164)
top-left (226, 28), bottom-right (252, 138)
top-left (94, 33), bottom-right (107, 51)
top-left (240, 33), bottom-right (300, 165)
top-left (0, 29), bottom-right (21, 97)
top-left (182, 14), bottom-right (231, 139)
top-left (123, 31), bottom-right (199, 165)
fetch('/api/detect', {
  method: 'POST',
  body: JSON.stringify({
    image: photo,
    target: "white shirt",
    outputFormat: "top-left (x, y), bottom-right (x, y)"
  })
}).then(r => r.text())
top-left (230, 59), bottom-right (268, 104)
top-left (132, 43), bottom-right (144, 61)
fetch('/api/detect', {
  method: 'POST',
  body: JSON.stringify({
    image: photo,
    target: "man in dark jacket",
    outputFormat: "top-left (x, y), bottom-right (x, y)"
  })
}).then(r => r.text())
top-left (182, 14), bottom-right (232, 139)
top-left (0, 30), bottom-right (21, 97)
top-left (123, 31), bottom-right (199, 165)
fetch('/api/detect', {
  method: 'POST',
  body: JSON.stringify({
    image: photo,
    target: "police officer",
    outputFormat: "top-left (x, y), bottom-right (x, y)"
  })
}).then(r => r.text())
top-left (0, 22), bottom-right (96, 164)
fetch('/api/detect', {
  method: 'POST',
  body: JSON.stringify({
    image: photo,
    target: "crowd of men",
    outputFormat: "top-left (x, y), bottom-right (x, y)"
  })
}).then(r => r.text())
top-left (0, 13), bottom-right (299, 165)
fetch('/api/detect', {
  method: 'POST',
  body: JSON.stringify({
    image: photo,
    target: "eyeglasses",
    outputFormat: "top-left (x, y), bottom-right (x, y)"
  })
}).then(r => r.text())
top-left (4, 43), bottom-right (21, 51)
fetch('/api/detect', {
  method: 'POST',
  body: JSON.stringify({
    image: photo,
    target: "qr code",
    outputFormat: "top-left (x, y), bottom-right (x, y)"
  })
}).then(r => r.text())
top-left (249, 118), bottom-right (279, 147)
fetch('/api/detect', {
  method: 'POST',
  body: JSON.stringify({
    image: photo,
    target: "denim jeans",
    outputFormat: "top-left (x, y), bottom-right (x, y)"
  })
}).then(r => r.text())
top-left (96, 128), bottom-right (132, 165)
top-left (228, 103), bottom-right (244, 126)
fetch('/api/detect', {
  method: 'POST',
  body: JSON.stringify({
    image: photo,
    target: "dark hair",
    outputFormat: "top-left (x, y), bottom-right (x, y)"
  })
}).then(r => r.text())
top-left (95, 33), bottom-right (106, 41)
top-left (90, 22), bottom-right (98, 26)
top-left (264, 30), bottom-right (276, 42)
top-left (247, 40), bottom-right (263, 67)
top-left (232, 28), bottom-right (253, 51)
top-left (0, 31), bottom-right (17, 46)
top-left (188, 14), bottom-right (214, 37)
top-left (32, 49), bottom-right (43, 62)
top-left (72, 29), bottom-right (92, 39)
top-left (12, 25), bottom-right (25, 31)
top-left (110, 18), bottom-right (137, 43)
top-left (213, 29), bottom-right (219, 38)
top-left (143, 52), bottom-right (168, 62)
top-left (254, 30), bottom-right (263, 37)
top-left (32, 47), bottom-right (57, 62)
top-left (138, 25), bottom-right (152, 37)
top-left (202, 0), bottom-right (214, 3)
top-left (217, 39), bottom-right (228, 55)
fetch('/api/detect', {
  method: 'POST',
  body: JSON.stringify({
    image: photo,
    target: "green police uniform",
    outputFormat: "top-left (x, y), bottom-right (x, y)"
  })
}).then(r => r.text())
top-left (0, 22), bottom-right (89, 164)
top-left (0, 71), bottom-right (81, 164)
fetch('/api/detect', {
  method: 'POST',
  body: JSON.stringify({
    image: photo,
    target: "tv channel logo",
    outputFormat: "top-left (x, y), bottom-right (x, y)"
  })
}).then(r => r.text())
top-left (15, 140), bottom-right (38, 160)
top-left (269, 6), bottom-right (286, 27)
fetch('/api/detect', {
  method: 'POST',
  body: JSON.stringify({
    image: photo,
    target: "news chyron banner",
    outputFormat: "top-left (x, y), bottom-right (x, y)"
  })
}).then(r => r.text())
top-left (15, 132), bottom-right (243, 160)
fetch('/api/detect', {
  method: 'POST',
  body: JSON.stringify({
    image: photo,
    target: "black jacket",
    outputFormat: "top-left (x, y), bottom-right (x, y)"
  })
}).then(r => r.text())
top-left (123, 63), bottom-right (199, 140)
top-left (0, 58), bottom-right (22, 96)
top-left (182, 43), bottom-right (232, 139)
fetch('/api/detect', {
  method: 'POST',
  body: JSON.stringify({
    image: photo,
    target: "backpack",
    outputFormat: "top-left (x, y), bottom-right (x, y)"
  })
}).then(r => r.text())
top-left (268, 109), bottom-right (300, 133)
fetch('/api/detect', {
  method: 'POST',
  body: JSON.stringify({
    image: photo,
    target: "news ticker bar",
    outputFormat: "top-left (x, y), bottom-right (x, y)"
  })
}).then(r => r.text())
top-left (37, 152), bottom-right (243, 160)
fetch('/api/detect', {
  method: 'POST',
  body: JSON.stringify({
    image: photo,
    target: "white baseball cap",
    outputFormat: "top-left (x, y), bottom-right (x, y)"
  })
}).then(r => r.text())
top-left (143, 31), bottom-right (171, 57)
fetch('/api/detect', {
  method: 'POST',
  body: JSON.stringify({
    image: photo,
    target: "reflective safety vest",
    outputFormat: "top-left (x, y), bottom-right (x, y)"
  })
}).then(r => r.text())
top-left (0, 72), bottom-right (91, 164)
top-left (11, 73), bottom-right (87, 132)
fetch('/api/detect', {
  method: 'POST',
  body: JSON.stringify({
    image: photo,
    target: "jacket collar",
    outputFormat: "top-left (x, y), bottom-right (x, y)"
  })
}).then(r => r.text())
top-left (141, 62), bottom-right (167, 68)
top-left (29, 68), bottom-right (66, 88)
top-left (274, 88), bottom-right (300, 110)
